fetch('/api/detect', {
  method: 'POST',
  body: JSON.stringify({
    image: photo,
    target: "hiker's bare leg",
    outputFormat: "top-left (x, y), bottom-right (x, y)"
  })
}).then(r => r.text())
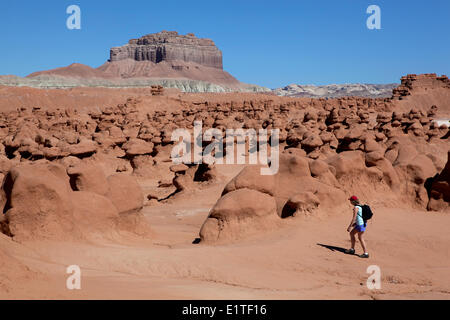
top-left (358, 232), bottom-right (367, 253)
top-left (350, 228), bottom-right (357, 249)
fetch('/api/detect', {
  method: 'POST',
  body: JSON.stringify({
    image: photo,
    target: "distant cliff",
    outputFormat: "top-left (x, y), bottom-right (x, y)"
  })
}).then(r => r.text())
top-left (109, 31), bottom-right (223, 69)
top-left (272, 83), bottom-right (398, 98)
top-left (392, 73), bottom-right (450, 100)
top-left (22, 31), bottom-right (258, 91)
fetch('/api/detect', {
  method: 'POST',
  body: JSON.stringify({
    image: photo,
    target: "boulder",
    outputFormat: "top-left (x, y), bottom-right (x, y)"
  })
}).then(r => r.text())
top-left (105, 173), bottom-right (144, 214)
top-left (427, 151), bottom-right (450, 212)
top-left (325, 151), bottom-right (366, 179)
top-left (223, 165), bottom-right (275, 196)
top-left (71, 191), bottom-right (120, 240)
top-left (67, 163), bottom-right (109, 196)
top-left (199, 188), bottom-right (278, 242)
top-left (283, 192), bottom-right (320, 217)
top-left (68, 139), bottom-right (97, 157)
top-left (1, 163), bottom-right (75, 241)
top-left (301, 134), bottom-right (323, 150)
top-left (122, 138), bottom-right (154, 157)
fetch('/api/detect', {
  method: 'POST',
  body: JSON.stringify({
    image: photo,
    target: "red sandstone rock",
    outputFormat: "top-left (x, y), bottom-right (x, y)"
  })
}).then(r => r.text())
top-left (105, 173), bottom-right (144, 214)
top-left (427, 151), bottom-right (450, 212)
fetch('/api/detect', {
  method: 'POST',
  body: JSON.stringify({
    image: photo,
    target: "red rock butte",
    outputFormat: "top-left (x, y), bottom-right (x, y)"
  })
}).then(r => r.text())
top-left (109, 31), bottom-right (223, 69)
top-left (22, 31), bottom-right (264, 91)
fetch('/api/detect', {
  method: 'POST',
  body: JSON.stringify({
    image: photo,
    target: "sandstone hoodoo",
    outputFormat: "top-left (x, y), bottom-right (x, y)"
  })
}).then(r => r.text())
top-left (427, 151), bottom-right (450, 212)
top-left (0, 75), bottom-right (448, 298)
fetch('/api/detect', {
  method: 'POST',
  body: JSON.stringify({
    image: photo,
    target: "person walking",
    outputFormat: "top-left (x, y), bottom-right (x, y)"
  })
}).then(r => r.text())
top-left (345, 195), bottom-right (369, 258)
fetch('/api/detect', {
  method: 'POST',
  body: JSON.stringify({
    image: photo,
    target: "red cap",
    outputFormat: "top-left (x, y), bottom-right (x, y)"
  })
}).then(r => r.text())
top-left (348, 195), bottom-right (358, 201)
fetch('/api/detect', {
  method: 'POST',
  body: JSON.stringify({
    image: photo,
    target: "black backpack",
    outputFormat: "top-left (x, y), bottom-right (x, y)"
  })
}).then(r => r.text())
top-left (359, 204), bottom-right (373, 223)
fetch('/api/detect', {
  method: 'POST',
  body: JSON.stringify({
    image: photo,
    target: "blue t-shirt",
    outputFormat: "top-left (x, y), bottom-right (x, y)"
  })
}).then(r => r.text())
top-left (355, 205), bottom-right (364, 226)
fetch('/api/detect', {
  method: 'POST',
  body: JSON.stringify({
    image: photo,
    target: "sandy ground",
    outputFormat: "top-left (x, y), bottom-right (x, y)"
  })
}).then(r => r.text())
top-left (0, 165), bottom-right (449, 300)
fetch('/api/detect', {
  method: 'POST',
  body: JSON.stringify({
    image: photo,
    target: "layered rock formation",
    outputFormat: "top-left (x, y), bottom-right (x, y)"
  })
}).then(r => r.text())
top-left (8, 31), bottom-right (270, 93)
top-left (109, 31), bottom-right (223, 69)
top-left (391, 74), bottom-right (450, 116)
top-left (1, 74), bottom-right (268, 93)
top-left (392, 74), bottom-right (450, 100)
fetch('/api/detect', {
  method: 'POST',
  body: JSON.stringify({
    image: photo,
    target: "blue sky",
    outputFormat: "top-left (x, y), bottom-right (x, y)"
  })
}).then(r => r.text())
top-left (1, 0), bottom-right (449, 88)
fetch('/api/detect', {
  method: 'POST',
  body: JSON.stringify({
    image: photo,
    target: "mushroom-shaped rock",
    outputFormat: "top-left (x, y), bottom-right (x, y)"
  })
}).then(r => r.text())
top-left (278, 153), bottom-right (311, 178)
top-left (283, 192), bottom-right (320, 217)
top-left (309, 159), bottom-right (329, 177)
top-left (2, 163), bottom-right (75, 241)
top-left (345, 126), bottom-right (365, 140)
top-left (170, 163), bottom-right (189, 173)
top-left (301, 134), bottom-right (323, 150)
top-left (199, 188), bottom-right (278, 242)
top-left (67, 163), bottom-right (109, 196)
top-left (122, 139), bottom-right (154, 156)
top-left (364, 138), bottom-right (382, 153)
top-left (68, 139), bottom-right (97, 157)
top-left (325, 151), bottom-right (366, 179)
top-left (319, 131), bottom-right (335, 144)
top-left (223, 165), bottom-right (275, 196)
top-left (365, 151), bottom-right (384, 166)
top-left (427, 151), bottom-right (450, 212)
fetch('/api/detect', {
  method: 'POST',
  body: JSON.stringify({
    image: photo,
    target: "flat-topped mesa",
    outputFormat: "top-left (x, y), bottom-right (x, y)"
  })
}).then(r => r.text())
top-left (392, 73), bottom-right (450, 99)
top-left (109, 31), bottom-right (223, 69)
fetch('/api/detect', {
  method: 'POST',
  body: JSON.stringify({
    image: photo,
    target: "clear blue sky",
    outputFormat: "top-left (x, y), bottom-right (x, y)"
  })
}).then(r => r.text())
top-left (1, 0), bottom-right (449, 88)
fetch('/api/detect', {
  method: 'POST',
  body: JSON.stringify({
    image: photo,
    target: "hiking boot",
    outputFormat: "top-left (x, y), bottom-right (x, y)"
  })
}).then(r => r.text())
top-left (360, 253), bottom-right (369, 258)
top-left (345, 248), bottom-right (355, 255)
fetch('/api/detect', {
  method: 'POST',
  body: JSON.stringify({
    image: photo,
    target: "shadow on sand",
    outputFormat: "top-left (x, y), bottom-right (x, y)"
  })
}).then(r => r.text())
top-left (317, 243), bottom-right (354, 255)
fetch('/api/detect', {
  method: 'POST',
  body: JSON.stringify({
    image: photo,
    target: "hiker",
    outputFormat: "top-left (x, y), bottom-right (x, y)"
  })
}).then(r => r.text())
top-left (345, 195), bottom-right (369, 258)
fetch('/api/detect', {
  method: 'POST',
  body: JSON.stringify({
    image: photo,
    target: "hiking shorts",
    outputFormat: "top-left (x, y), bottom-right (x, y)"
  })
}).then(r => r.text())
top-left (354, 224), bottom-right (366, 232)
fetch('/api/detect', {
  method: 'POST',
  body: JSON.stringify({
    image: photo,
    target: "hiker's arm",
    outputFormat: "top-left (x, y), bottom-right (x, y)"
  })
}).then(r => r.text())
top-left (347, 207), bottom-right (357, 232)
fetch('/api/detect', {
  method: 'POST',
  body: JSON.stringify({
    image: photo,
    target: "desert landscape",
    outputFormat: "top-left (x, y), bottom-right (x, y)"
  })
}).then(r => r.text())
top-left (0, 24), bottom-right (449, 300)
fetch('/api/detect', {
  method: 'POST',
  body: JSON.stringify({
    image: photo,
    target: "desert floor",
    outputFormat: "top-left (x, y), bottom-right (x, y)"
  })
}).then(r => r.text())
top-left (1, 164), bottom-right (449, 300)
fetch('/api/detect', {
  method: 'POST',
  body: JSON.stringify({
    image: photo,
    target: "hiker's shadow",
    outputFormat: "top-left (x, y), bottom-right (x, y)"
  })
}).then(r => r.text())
top-left (317, 243), bottom-right (353, 255)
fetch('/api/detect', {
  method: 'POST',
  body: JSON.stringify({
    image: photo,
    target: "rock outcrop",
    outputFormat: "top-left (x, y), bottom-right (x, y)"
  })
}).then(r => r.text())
top-left (0, 162), bottom-right (149, 242)
top-left (109, 31), bottom-right (223, 69)
top-left (427, 151), bottom-right (450, 212)
top-left (14, 31), bottom-right (271, 93)
top-left (391, 73), bottom-right (450, 116)
top-left (199, 152), bottom-right (348, 242)
top-left (392, 74), bottom-right (450, 100)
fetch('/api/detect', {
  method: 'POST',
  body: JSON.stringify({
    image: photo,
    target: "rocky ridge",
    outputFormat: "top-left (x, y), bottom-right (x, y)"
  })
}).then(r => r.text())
top-left (0, 74), bottom-right (268, 93)
top-left (273, 83), bottom-right (398, 98)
